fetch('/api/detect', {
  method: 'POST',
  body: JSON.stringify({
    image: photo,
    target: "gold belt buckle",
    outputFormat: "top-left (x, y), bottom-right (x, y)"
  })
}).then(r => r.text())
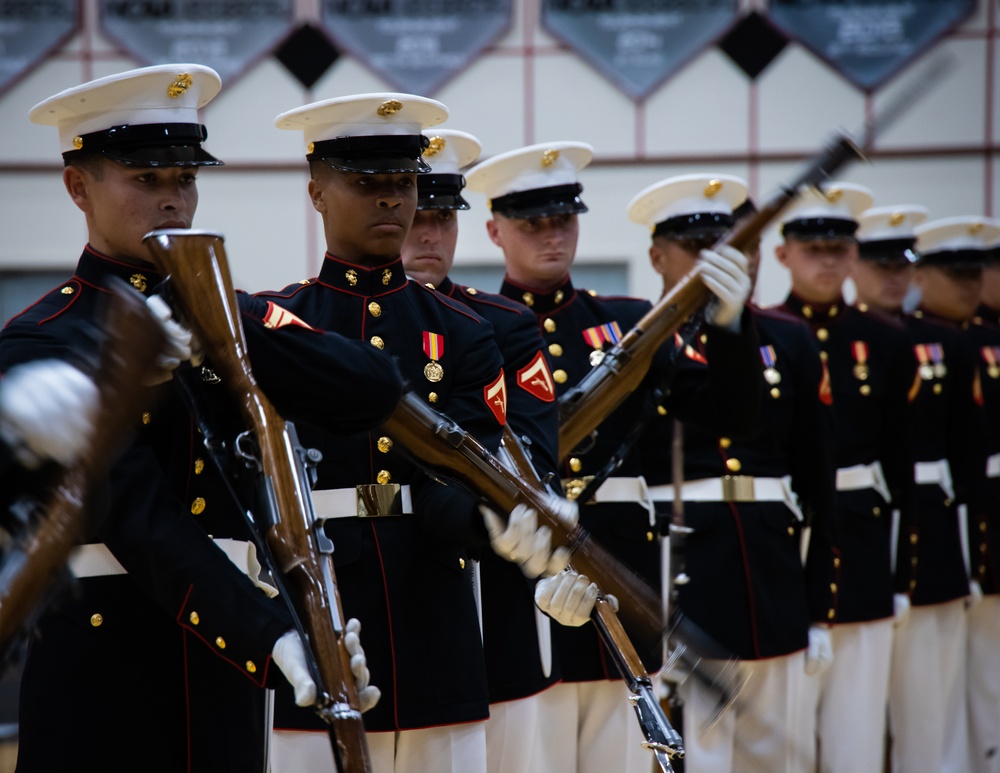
top-left (356, 484), bottom-right (403, 516)
top-left (563, 476), bottom-right (595, 503)
top-left (721, 475), bottom-right (755, 502)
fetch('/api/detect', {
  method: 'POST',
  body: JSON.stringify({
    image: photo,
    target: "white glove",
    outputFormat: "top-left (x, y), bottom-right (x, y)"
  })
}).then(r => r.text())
top-left (968, 580), bottom-right (984, 608)
top-left (804, 625), bottom-right (834, 675)
top-left (0, 359), bottom-right (99, 469)
top-left (893, 593), bottom-right (911, 626)
top-left (272, 629), bottom-right (317, 707)
top-left (698, 245), bottom-right (751, 331)
top-left (535, 569), bottom-right (619, 627)
top-left (482, 503), bottom-right (573, 578)
top-left (344, 618), bottom-right (380, 713)
top-left (144, 295), bottom-right (201, 385)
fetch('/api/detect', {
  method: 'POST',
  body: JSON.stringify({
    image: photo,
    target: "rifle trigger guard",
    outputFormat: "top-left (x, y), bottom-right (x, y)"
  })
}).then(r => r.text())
top-left (234, 431), bottom-right (262, 474)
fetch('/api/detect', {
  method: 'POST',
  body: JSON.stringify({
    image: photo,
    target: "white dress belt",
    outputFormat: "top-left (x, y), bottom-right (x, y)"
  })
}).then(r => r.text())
top-left (987, 453), bottom-right (1000, 479)
top-left (914, 458), bottom-right (955, 501)
top-left (562, 476), bottom-right (656, 525)
top-left (312, 484), bottom-right (413, 520)
top-left (69, 539), bottom-right (278, 596)
top-left (648, 475), bottom-right (803, 521)
top-left (836, 461), bottom-right (891, 502)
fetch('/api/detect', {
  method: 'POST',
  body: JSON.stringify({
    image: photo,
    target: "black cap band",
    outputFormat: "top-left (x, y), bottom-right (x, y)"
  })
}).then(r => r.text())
top-left (917, 248), bottom-right (988, 268)
top-left (63, 122), bottom-right (222, 167)
top-left (309, 134), bottom-right (431, 173)
top-left (858, 238), bottom-right (919, 265)
top-left (653, 211), bottom-right (733, 240)
top-left (417, 173), bottom-right (469, 210)
top-left (782, 217), bottom-right (858, 240)
top-left (490, 183), bottom-right (587, 219)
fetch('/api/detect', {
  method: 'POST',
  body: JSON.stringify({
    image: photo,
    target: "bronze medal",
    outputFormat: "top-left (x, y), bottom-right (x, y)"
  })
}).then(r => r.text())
top-left (763, 367), bottom-right (781, 385)
top-left (919, 364), bottom-right (934, 380)
top-left (853, 363), bottom-right (869, 381)
top-left (424, 361), bottom-right (444, 382)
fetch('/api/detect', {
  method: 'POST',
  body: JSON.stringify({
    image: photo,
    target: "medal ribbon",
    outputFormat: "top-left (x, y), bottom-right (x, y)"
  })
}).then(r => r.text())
top-left (982, 347), bottom-right (999, 368)
top-left (423, 331), bottom-right (444, 360)
top-left (928, 343), bottom-right (944, 366)
top-left (851, 340), bottom-right (869, 366)
top-left (914, 344), bottom-right (930, 368)
top-left (582, 322), bottom-right (622, 348)
top-left (760, 345), bottom-right (777, 368)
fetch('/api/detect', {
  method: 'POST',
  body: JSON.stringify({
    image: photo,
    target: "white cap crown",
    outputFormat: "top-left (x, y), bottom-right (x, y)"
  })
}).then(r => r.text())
top-left (627, 173), bottom-right (747, 231)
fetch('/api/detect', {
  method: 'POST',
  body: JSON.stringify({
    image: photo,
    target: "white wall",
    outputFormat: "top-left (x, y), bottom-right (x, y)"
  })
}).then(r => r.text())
top-left (0, 0), bottom-right (994, 309)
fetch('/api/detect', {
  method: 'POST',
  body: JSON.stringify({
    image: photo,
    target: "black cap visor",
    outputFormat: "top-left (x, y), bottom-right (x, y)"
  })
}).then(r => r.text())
top-left (653, 211), bottom-right (733, 242)
top-left (858, 238), bottom-right (919, 266)
top-left (63, 123), bottom-right (222, 167)
top-left (917, 248), bottom-right (988, 274)
top-left (310, 134), bottom-right (430, 174)
top-left (417, 173), bottom-right (470, 210)
top-left (782, 217), bottom-right (858, 242)
top-left (490, 183), bottom-right (587, 219)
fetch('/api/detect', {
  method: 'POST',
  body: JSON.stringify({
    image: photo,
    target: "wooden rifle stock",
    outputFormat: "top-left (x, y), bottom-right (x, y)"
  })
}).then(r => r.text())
top-left (143, 230), bottom-right (371, 773)
top-left (380, 392), bottom-right (664, 657)
top-left (0, 282), bottom-right (166, 649)
top-left (557, 132), bottom-right (865, 460)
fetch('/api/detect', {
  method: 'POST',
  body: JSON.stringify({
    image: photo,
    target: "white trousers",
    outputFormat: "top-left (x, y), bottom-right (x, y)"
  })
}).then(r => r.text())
top-left (271, 722), bottom-right (487, 773)
top-left (679, 652), bottom-right (809, 773)
top-left (800, 618), bottom-right (894, 773)
top-left (486, 689), bottom-right (565, 773)
top-left (543, 681), bottom-right (650, 773)
top-left (967, 596), bottom-right (1000, 773)
top-left (888, 599), bottom-right (968, 773)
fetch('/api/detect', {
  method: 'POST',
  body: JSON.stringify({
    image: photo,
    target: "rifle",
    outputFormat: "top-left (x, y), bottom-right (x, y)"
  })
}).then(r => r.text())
top-left (0, 280), bottom-right (167, 655)
top-left (143, 229), bottom-right (371, 773)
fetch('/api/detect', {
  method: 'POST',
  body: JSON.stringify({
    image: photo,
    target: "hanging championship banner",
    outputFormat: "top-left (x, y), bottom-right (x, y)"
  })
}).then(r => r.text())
top-left (320, 0), bottom-right (512, 95)
top-left (0, 0), bottom-right (78, 96)
top-left (542, 0), bottom-right (739, 101)
top-left (767, 0), bottom-right (975, 91)
top-left (99, 0), bottom-right (295, 85)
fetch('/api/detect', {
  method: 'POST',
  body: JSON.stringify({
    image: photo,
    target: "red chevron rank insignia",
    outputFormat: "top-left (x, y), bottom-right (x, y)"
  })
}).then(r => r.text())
top-left (484, 370), bottom-right (507, 425)
top-left (262, 301), bottom-right (315, 331)
top-left (516, 351), bottom-right (555, 402)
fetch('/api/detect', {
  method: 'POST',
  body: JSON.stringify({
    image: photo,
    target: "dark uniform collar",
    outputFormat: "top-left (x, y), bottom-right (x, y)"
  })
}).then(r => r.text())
top-left (499, 274), bottom-right (575, 314)
top-left (912, 306), bottom-right (969, 329)
top-left (319, 254), bottom-right (409, 297)
top-left (782, 291), bottom-right (845, 325)
top-left (75, 244), bottom-right (162, 295)
top-left (972, 303), bottom-right (1000, 327)
top-left (429, 276), bottom-right (457, 297)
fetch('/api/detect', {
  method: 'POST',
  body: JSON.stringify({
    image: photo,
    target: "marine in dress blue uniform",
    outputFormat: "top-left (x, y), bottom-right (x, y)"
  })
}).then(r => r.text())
top-left (888, 216), bottom-right (999, 773)
top-left (774, 188), bottom-right (921, 773)
top-left (467, 146), bottom-right (762, 773)
top-left (399, 129), bottom-right (564, 773)
top-left (1, 65), bottom-right (403, 772)
top-left (264, 95), bottom-right (510, 773)
top-left (632, 178), bottom-right (837, 773)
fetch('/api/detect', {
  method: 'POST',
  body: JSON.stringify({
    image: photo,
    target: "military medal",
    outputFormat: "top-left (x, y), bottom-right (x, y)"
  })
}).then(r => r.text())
top-left (589, 349), bottom-right (606, 366)
top-left (422, 331), bottom-right (444, 383)
top-left (983, 346), bottom-right (1000, 378)
top-left (851, 340), bottom-right (869, 381)
top-left (915, 344), bottom-right (934, 380)
top-left (929, 343), bottom-right (947, 379)
top-left (760, 344), bottom-right (781, 385)
top-left (583, 321), bottom-right (622, 368)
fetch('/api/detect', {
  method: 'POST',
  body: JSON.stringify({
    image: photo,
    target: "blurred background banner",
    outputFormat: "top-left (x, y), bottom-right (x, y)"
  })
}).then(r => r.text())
top-left (319, 0), bottom-right (513, 95)
top-left (99, 0), bottom-right (296, 85)
top-left (0, 0), bottom-right (78, 96)
top-left (541, 0), bottom-right (739, 100)
top-left (767, 0), bottom-right (977, 91)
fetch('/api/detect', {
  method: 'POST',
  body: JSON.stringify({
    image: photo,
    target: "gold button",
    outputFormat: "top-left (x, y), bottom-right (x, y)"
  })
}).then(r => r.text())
top-left (834, 557), bottom-right (841, 568)
top-left (830, 583), bottom-right (838, 593)
top-left (377, 436), bottom-right (393, 453)
top-left (700, 334), bottom-right (708, 345)
top-left (909, 580), bottom-right (917, 590)
top-left (719, 437), bottom-right (731, 449)
top-left (553, 369), bottom-right (568, 384)
top-left (90, 613), bottom-right (103, 627)
top-left (860, 385), bottom-right (871, 395)
top-left (819, 351), bottom-right (828, 361)
top-left (552, 290), bottom-right (563, 304)
top-left (980, 565), bottom-right (986, 574)
top-left (980, 522), bottom-right (988, 532)
top-left (189, 612), bottom-right (200, 625)
top-left (873, 506), bottom-right (881, 516)
top-left (215, 637), bottom-right (226, 649)
top-left (425, 282), bottom-right (435, 289)
top-left (61, 286), bottom-right (74, 295)
top-left (726, 458), bottom-right (741, 472)
top-left (370, 336), bottom-right (385, 349)
top-left (980, 543), bottom-right (988, 553)
top-left (522, 292), bottom-right (534, 307)
top-left (657, 405), bottom-right (667, 416)
top-left (803, 305), bottom-right (813, 319)
top-left (548, 343), bottom-right (563, 357)
top-left (246, 661), bottom-right (257, 674)
top-left (368, 302), bottom-right (382, 317)
top-left (910, 533), bottom-right (918, 544)
top-left (944, 497), bottom-right (953, 507)
top-left (142, 411), bottom-right (152, 425)
top-left (858, 303), bottom-right (869, 312)
top-left (817, 328), bottom-right (829, 341)
top-left (911, 557), bottom-right (918, 566)
top-left (827, 609), bottom-right (835, 620)
top-left (829, 305), bottom-right (839, 317)
top-left (588, 289), bottom-right (598, 297)
top-left (770, 387), bottom-right (781, 399)
top-left (569, 457), bottom-right (582, 472)
top-left (191, 497), bottom-right (206, 515)
top-left (194, 458), bottom-right (205, 475)
top-left (428, 392), bottom-right (438, 403)
top-left (467, 288), bottom-right (478, 295)
top-left (933, 383), bottom-right (943, 394)
top-left (646, 531), bottom-right (655, 542)
top-left (544, 318), bottom-right (556, 333)
top-left (914, 310), bottom-right (923, 319)
top-left (459, 558), bottom-right (466, 569)
top-left (377, 470), bottom-right (392, 484)
top-left (787, 526), bottom-right (795, 536)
